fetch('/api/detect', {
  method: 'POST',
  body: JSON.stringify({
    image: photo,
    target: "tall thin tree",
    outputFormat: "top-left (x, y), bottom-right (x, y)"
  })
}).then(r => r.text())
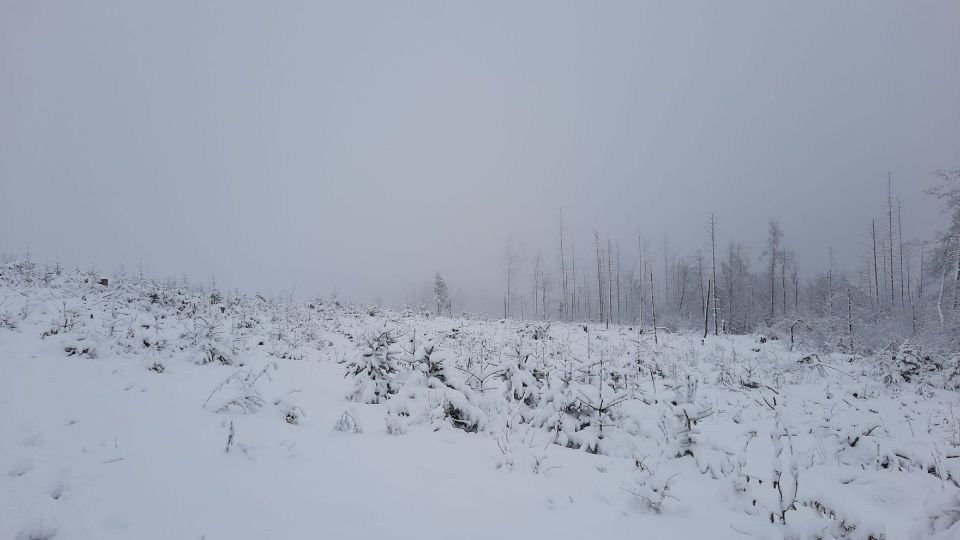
top-left (898, 198), bottom-right (905, 307)
top-left (872, 219), bottom-right (880, 309)
top-left (766, 220), bottom-right (783, 319)
top-left (710, 213), bottom-right (720, 335)
top-left (595, 231), bottom-right (603, 324)
top-left (558, 209), bottom-right (568, 320)
top-left (887, 174), bottom-right (896, 307)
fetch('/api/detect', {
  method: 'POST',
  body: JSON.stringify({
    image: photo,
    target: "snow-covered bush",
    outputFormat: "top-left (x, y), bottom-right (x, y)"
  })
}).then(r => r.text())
top-left (334, 410), bottom-right (363, 433)
top-left (203, 363), bottom-right (277, 414)
top-left (387, 339), bottom-right (490, 433)
top-left (344, 330), bottom-right (401, 404)
top-left (498, 342), bottom-right (542, 411)
top-left (623, 466), bottom-right (679, 514)
top-left (913, 490), bottom-right (960, 539)
top-left (385, 410), bottom-right (408, 435)
top-left (0, 302), bottom-right (16, 330)
top-left (878, 340), bottom-right (939, 389)
top-left (186, 309), bottom-right (237, 366)
top-left (274, 395), bottom-right (305, 425)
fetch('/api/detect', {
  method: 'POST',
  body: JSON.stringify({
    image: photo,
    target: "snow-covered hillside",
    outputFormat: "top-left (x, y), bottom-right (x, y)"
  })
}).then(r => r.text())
top-left (1, 262), bottom-right (958, 539)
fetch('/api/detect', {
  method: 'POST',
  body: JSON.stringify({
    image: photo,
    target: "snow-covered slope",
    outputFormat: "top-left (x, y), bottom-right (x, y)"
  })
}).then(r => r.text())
top-left (1, 264), bottom-right (958, 539)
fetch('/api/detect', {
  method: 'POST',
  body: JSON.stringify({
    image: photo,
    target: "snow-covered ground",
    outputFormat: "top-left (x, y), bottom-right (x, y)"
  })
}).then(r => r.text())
top-left (1, 264), bottom-right (958, 539)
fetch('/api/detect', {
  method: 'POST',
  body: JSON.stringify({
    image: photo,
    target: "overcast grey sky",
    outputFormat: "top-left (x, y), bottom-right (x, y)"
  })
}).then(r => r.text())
top-left (2, 1), bottom-right (958, 313)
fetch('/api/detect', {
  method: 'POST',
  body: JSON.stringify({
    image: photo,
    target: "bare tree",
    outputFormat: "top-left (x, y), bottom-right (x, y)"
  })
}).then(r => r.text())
top-left (919, 243), bottom-right (925, 318)
top-left (558, 209), bottom-right (568, 320)
top-left (898, 198), bottom-right (905, 307)
top-left (663, 235), bottom-right (670, 307)
top-left (872, 218), bottom-right (880, 309)
top-left (595, 231), bottom-right (604, 324)
top-left (766, 220), bottom-right (783, 320)
top-left (571, 240), bottom-right (577, 320)
top-left (697, 250), bottom-right (706, 318)
top-left (703, 278), bottom-right (712, 340)
top-left (616, 239), bottom-right (622, 325)
top-left (540, 272), bottom-right (551, 320)
top-left (650, 267), bottom-right (658, 345)
top-left (791, 256), bottom-right (799, 313)
top-left (637, 235), bottom-right (644, 326)
top-left (781, 250), bottom-right (791, 316)
top-left (887, 173), bottom-right (896, 307)
top-left (828, 246), bottom-right (834, 311)
top-left (710, 213), bottom-right (720, 335)
top-left (607, 236), bottom-right (614, 329)
top-left (504, 236), bottom-right (523, 318)
top-left (531, 251), bottom-right (542, 319)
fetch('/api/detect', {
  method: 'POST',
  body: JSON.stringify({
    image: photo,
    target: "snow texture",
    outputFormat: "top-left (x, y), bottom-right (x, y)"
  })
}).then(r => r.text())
top-left (1, 262), bottom-right (958, 539)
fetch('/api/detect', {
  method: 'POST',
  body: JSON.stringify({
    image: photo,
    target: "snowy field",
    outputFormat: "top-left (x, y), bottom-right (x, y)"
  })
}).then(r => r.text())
top-left (1, 263), bottom-right (959, 540)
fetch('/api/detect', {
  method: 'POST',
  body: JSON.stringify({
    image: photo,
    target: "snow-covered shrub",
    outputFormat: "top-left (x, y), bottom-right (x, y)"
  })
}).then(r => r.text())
top-left (186, 309), bottom-right (236, 366)
top-left (0, 304), bottom-right (16, 330)
top-left (713, 346), bottom-right (737, 386)
top-left (791, 470), bottom-right (888, 540)
top-left (945, 353), bottom-right (960, 391)
top-left (457, 331), bottom-right (501, 394)
top-left (623, 466), bottom-right (679, 514)
top-left (668, 402), bottom-right (713, 459)
top-left (731, 429), bottom-right (758, 494)
top-left (413, 341), bottom-right (446, 382)
top-left (63, 337), bottom-right (97, 358)
top-left (273, 396), bottom-right (305, 425)
top-left (498, 342), bottom-right (542, 411)
top-left (768, 419), bottom-right (799, 525)
top-left (530, 374), bottom-right (587, 448)
top-left (265, 307), bottom-right (306, 360)
top-left (387, 339), bottom-right (490, 433)
top-left (878, 340), bottom-right (938, 388)
top-left (570, 384), bottom-right (627, 454)
top-left (147, 360), bottom-right (166, 373)
top-left (334, 410), bottom-right (363, 433)
top-left (912, 490), bottom-right (960, 539)
top-left (495, 433), bottom-right (516, 471)
top-left (420, 344), bottom-right (488, 432)
top-left (385, 410), bottom-right (407, 435)
top-left (203, 363), bottom-right (277, 414)
top-left (345, 330), bottom-right (401, 403)
top-left (224, 421), bottom-right (236, 453)
top-left (529, 450), bottom-right (556, 475)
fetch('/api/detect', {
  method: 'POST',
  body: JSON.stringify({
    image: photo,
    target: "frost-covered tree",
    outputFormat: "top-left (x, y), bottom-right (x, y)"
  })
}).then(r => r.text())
top-left (433, 273), bottom-right (451, 316)
top-left (413, 341), bottom-right (487, 432)
top-left (929, 170), bottom-right (960, 311)
top-left (188, 306), bottom-right (236, 366)
top-left (345, 330), bottom-right (400, 404)
top-left (498, 343), bottom-right (541, 411)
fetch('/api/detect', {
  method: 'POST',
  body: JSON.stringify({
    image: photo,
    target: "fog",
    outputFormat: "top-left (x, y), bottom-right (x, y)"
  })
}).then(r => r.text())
top-left (2, 1), bottom-right (958, 314)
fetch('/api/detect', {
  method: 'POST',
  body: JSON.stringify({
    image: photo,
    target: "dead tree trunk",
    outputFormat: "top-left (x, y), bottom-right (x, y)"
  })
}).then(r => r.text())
top-left (888, 174), bottom-right (896, 308)
top-left (898, 199), bottom-right (905, 307)
top-left (650, 268), bottom-right (658, 345)
top-left (710, 213), bottom-right (719, 335)
top-left (703, 278), bottom-right (712, 340)
top-left (872, 219), bottom-right (880, 310)
top-left (559, 209), bottom-right (567, 320)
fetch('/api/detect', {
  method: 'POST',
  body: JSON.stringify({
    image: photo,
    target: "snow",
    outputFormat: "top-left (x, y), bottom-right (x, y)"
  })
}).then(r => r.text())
top-left (1, 264), bottom-right (958, 539)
